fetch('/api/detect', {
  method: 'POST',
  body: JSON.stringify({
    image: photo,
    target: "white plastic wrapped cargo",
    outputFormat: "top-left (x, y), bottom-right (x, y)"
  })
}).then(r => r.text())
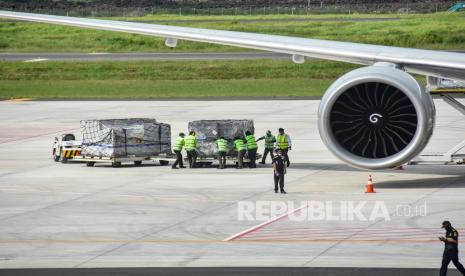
top-left (80, 118), bottom-right (171, 158)
top-left (188, 120), bottom-right (254, 157)
top-left (427, 76), bottom-right (465, 91)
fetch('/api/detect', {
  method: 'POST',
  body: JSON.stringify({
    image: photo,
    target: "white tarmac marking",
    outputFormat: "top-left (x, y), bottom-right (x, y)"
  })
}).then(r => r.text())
top-left (23, 58), bottom-right (48, 63)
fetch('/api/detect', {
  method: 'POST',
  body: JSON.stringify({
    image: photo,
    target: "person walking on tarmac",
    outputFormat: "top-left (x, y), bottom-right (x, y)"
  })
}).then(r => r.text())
top-left (234, 136), bottom-right (247, 169)
top-left (172, 132), bottom-right (186, 169)
top-left (216, 136), bottom-right (228, 169)
top-left (272, 149), bottom-right (287, 194)
top-left (439, 220), bottom-right (465, 276)
top-left (244, 130), bottom-right (258, 168)
top-left (184, 131), bottom-right (198, 168)
top-left (276, 128), bottom-right (292, 167)
top-left (256, 130), bottom-right (276, 164)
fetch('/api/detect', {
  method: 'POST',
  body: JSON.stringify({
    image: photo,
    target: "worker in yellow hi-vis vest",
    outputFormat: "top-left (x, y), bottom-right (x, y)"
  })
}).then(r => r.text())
top-left (244, 130), bottom-right (258, 168)
top-left (216, 136), bottom-right (229, 169)
top-left (171, 132), bottom-right (186, 169)
top-left (234, 136), bottom-right (247, 169)
top-left (275, 128), bottom-right (292, 167)
top-left (184, 131), bottom-right (198, 168)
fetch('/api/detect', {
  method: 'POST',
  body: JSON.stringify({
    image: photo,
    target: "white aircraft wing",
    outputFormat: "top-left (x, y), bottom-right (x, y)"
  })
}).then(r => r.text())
top-left (0, 11), bottom-right (464, 81)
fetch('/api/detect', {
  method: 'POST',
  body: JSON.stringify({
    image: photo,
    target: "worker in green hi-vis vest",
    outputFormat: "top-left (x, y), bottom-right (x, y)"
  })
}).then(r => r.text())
top-left (184, 130), bottom-right (198, 168)
top-left (171, 132), bottom-right (186, 169)
top-left (234, 136), bottom-right (247, 169)
top-left (244, 130), bottom-right (258, 168)
top-left (256, 130), bottom-right (276, 164)
top-left (216, 136), bottom-right (229, 169)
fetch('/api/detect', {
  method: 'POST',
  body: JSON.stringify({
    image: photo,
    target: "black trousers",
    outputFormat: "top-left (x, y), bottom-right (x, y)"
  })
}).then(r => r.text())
top-left (186, 150), bottom-right (197, 168)
top-left (274, 172), bottom-right (285, 191)
top-left (440, 250), bottom-right (465, 276)
top-left (172, 150), bottom-right (183, 168)
top-left (281, 148), bottom-right (290, 167)
top-left (237, 150), bottom-right (246, 168)
top-left (262, 147), bottom-right (274, 163)
top-left (218, 151), bottom-right (226, 169)
top-left (248, 148), bottom-right (257, 168)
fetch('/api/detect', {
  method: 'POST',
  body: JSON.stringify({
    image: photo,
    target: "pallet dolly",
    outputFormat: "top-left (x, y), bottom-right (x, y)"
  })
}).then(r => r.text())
top-left (409, 90), bottom-right (465, 165)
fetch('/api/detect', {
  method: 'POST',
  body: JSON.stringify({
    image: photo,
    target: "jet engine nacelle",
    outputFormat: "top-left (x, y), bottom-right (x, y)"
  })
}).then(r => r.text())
top-left (318, 64), bottom-right (435, 170)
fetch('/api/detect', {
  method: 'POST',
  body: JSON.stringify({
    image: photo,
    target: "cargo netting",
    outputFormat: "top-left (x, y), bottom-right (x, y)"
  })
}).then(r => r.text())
top-left (188, 119), bottom-right (254, 157)
top-left (80, 118), bottom-right (171, 158)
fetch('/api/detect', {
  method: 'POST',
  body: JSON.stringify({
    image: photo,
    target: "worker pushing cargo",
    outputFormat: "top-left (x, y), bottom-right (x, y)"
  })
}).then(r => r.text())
top-left (172, 132), bottom-right (186, 169)
top-left (185, 131), bottom-right (198, 168)
top-left (256, 130), bottom-right (276, 164)
top-left (276, 128), bottom-right (292, 167)
top-left (234, 136), bottom-right (247, 169)
top-left (216, 136), bottom-right (229, 169)
top-left (244, 130), bottom-right (258, 168)
top-left (179, 119), bottom-right (261, 168)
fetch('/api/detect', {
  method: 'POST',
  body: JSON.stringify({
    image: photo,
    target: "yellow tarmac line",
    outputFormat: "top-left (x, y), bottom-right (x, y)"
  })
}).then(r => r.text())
top-left (0, 189), bottom-right (214, 201)
top-left (4, 98), bottom-right (34, 102)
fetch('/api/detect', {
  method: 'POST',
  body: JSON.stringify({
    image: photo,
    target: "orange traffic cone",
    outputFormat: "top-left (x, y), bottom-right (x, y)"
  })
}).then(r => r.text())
top-left (365, 175), bottom-right (376, 193)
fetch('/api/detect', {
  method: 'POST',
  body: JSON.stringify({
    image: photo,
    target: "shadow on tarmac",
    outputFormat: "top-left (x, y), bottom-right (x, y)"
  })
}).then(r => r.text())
top-left (375, 175), bottom-right (465, 189)
top-left (287, 162), bottom-right (465, 176)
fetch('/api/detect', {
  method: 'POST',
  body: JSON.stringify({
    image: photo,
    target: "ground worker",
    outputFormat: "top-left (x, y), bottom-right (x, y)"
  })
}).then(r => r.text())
top-left (234, 136), bottom-right (247, 169)
top-left (276, 128), bottom-right (292, 167)
top-left (256, 130), bottom-right (276, 164)
top-left (216, 136), bottom-right (228, 169)
top-left (244, 130), bottom-right (258, 168)
top-left (171, 132), bottom-right (186, 169)
top-left (184, 130), bottom-right (198, 168)
top-left (439, 221), bottom-right (465, 276)
top-left (272, 149), bottom-right (287, 194)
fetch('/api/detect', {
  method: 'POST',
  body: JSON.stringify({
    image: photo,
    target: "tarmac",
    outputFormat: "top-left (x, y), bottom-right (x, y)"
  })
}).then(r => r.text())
top-left (2, 51), bottom-right (463, 62)
top-left (0, 267), bottom-right (455, 276)
top-left (0, 99), bottom-right (465, 272)
top-left (0, 52), bottom-right (289, 62)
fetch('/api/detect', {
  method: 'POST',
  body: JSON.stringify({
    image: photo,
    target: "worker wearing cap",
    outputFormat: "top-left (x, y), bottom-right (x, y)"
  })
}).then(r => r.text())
top-left (171, 132), bottom-right (186, 169)
top-left (256, 130), bottom-right (276, 164)
top-left (275, 128), bottom-right (292, 167)
top-left (272, 149), bottom-right (287, 194)
top-left (184, 131), bottom-right (198, 168)
top-left (439, 221), bottom-right (465, 276)
top-left (216, 136), bottom-right (228, 169)
top-left (234, 136), bottom-right (246, 169)
top-left (244, 130), bottom-right (258, 168)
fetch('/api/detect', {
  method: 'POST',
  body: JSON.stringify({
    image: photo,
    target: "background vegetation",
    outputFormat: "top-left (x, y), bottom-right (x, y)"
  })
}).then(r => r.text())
top-left (2, 13), bottom-right (465, 52)
top-left (0, 12), bottom-right (463, 99)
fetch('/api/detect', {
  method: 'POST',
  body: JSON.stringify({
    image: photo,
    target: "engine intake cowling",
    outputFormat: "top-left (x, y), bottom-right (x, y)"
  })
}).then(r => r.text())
top-left (318, 65), bottom-right (435, 170)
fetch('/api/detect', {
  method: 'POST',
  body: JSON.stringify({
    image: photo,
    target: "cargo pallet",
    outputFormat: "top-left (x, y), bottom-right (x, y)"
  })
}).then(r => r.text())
top-left (75, 153), bottom-right (176, 168)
